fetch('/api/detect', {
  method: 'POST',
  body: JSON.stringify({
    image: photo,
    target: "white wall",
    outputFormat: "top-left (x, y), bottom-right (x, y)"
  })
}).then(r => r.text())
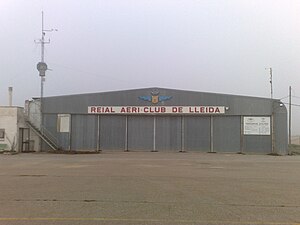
top-left (0, 107), bottom-right (28, 152)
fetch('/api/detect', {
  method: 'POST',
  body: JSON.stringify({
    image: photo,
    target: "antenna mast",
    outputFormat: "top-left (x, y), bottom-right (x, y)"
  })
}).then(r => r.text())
top-left (35, 11), bottom-right (57, 143)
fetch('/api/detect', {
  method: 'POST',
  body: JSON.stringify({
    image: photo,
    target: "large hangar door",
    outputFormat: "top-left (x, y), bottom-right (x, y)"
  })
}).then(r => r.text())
top-left (213, 116), bottom-right (241, 152)
top-left (156, 116), bottom-right (181, 152)
top-left (71, 115), bottom-right (98, 150)
top-left (99, 115), bottom-right (126, 151)
top-left (128, 116), bottom-right (154, 151)
top-left (184, 116), bottom-right (210, 152)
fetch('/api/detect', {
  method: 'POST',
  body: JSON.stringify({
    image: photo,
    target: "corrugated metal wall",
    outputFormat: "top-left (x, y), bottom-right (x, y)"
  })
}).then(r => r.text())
top-left (45, 114), bottom-right (257, 153)
top-left (99, 115), bottom-right (126, 150)
top-left (184, 116), bottom-right (210, 152)
top-left (128, 116), bottom-right (154, 151)
top-left (213, 116), bottom-right (241, 152)
top-left (156, 116), bottom-right (181, 152)
top-left (243, 136), bottom-right (271, 153)
top-left (43, 113), bottom-right (286, 153)
top-left (71, 115), bottom-right (98, 150)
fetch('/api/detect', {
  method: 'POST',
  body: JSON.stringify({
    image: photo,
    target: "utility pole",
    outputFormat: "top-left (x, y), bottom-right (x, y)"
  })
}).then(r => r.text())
top-left (265, 67), bottom-right (274, 153)
top-left (289, 86), bottom-right (292, 147)
top-left (265, 68), bottom-right (273, 99)
top-left (270, 68), bottom-right (273, 99)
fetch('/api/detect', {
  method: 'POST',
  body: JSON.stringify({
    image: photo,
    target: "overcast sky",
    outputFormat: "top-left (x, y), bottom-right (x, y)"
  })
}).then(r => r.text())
top-left (1, 0), bottom-right (300, 134)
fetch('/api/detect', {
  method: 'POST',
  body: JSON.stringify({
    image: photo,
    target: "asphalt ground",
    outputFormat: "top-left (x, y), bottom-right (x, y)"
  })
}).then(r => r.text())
top-left (0, 152), bottom-right (299, 225)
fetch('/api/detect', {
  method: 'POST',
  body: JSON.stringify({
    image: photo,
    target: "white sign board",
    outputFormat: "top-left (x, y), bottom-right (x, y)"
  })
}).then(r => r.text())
top-left (244, 117), bottom-right (271, 135)
top-left (88, 106), bottom-right (225, 115)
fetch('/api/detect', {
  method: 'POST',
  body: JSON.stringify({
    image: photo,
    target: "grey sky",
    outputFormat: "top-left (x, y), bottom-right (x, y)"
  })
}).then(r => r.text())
top-left (1, 0), bottom-right (300, 134)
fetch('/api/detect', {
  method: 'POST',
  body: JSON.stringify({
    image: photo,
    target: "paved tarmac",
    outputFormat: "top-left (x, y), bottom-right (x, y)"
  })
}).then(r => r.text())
top-left (0, 152), bottom-right (299, 225)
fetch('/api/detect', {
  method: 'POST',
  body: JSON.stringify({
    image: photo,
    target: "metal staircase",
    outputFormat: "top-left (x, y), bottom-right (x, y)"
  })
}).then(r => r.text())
top-left (26, 119), bottom-right (59, 151)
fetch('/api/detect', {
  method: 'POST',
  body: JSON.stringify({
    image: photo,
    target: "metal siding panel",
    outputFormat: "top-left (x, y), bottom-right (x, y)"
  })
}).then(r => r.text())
top-left (58, 133), bottom-right (70, 150)
top-left (156, 116), bottom-right (181, 151)
top-left (128, 116), bottom-right (154, 151)
top-left (213, 116), bottom-right (241, 152)
top-left (99, 115), bottom-right (126, 150)
top-left (243, 136), bottom-right (271, 153)
top-left (274, 111), bottom-right (288, 154)
top-left (71, 115), bottom-right (97, 150)
top-left (43, 114), bottom-right (57, 138)
top-left (184, 116), bottom-right (210, 152)
top-left (43, 88), bottom-right (275, 116)
top-left (43, 114), bottom-right (64, 150)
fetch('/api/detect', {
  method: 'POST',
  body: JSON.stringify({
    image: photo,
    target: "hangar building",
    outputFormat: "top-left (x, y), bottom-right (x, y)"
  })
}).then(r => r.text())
top-left (26, 88), bottom-right (288, 154)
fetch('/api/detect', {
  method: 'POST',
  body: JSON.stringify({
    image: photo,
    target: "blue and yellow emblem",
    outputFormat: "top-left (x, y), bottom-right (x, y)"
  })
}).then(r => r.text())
top-left (139, 91), bottom-right (172, 104)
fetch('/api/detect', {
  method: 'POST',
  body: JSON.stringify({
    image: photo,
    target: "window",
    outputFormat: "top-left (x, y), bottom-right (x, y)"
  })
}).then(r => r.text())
top-left (0, 129), bottom-right (5, 139)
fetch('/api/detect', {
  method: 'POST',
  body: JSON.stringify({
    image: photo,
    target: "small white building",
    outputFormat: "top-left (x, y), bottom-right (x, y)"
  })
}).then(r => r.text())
top-left (0, 106), bottom-right (28, 152)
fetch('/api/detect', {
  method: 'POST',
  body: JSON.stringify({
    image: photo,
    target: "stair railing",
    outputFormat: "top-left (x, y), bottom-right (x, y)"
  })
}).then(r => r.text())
top-left (25, 115), bottom-right (60, 150)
